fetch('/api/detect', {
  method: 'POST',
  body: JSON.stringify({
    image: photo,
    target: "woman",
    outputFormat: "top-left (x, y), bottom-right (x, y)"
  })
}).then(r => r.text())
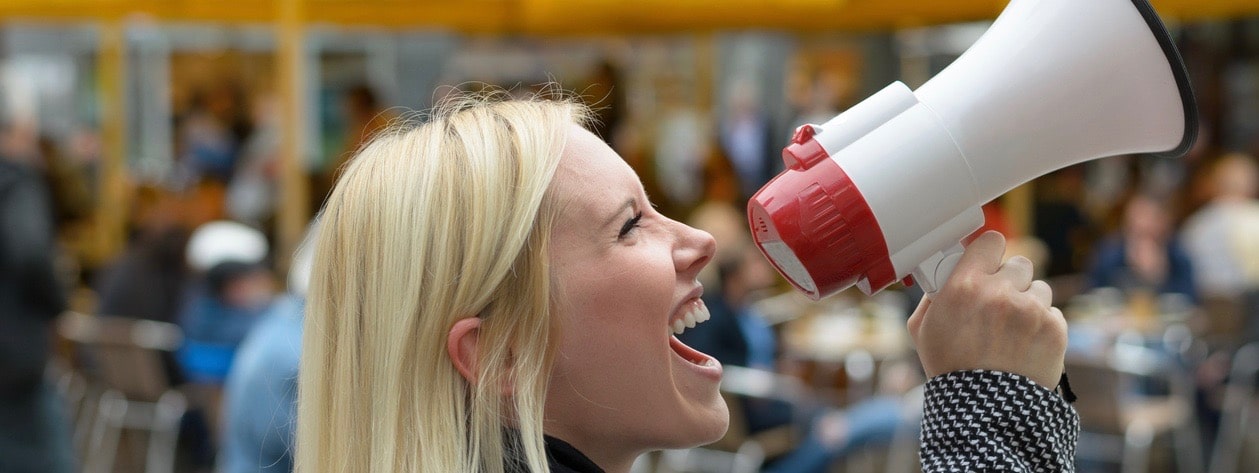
top-left (297, 92), bottom-right (1078, 472)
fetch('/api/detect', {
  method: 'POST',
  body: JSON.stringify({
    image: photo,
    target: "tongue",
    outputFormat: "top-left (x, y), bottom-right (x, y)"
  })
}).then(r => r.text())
top-left (669, 335), bottom-right (713, 365)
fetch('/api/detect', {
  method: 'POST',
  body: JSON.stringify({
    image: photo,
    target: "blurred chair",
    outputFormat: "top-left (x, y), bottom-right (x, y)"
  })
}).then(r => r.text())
top-left (882, 385), bottom-right (925, 473)
top-left (659, 364), bottom-right (815, 473)
top-left (660, 362), bottom-right (920, 473)
top-left (57, 312), bottom-right (187, 473)
top-left (49, 357), bottom-right (96, 459)
top-left (1069, 327), bottom-right (1205, 473)
top-left (842, 349), bottom-right (878, 473)
top-left (1208, 341), bottom-right (1259, 473)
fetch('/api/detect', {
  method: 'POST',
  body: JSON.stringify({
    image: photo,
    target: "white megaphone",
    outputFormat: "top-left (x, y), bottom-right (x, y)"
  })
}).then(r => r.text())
top-left (749, 0), bottom-right (1197, 300)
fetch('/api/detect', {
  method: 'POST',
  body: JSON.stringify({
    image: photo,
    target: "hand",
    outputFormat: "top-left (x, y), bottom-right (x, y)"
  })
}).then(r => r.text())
top-left (907, 231), bottom-right (1067, 389)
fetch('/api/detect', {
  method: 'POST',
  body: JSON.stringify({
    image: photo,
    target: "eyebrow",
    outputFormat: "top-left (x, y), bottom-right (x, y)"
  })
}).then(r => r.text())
top-left (601, 197), bottom-right (637, 230)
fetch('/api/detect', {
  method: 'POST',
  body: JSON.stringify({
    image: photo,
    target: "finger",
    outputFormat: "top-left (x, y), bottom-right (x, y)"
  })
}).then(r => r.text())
top-left (955, 231), bottom-right (1006, 276)
top-left (907, 295), bottom-right (931, 339)
top-left (1048, 306), bottom-right (1067, 329)
top-left (1047, 305), bottom-right (1065, 319)
top-left (998, 256), bottom-right (1035, 291)
top-left (1045, 306), bottom-right (1069, 353)
top-left (1027, 279), bottom-right (1053, 307)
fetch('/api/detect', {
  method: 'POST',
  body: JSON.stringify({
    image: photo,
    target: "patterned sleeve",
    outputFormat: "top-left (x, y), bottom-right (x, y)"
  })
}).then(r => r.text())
top-left (920, 370), bottom-right (1080, 472)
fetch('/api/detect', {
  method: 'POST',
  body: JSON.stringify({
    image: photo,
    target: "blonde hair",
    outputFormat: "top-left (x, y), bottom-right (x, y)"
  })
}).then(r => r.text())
top-left (297, 92), bottom-right (590, 472)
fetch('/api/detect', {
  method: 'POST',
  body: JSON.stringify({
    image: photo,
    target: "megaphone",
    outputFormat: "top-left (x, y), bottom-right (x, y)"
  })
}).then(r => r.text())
top-left (749, 0), bottom-right (1197, 300)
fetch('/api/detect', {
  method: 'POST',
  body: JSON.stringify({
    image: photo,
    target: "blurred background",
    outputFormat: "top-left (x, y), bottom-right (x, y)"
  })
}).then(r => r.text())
top-left (2, 1), bottom-right (1259, 472)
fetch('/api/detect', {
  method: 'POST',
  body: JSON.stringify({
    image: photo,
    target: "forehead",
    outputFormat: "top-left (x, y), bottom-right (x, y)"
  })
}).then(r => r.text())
top-left (551, 124), bottom-right (640, 210)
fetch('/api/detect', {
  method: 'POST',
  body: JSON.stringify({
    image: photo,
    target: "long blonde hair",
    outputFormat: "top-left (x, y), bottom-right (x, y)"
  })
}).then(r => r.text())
top-left (297, 93), bottom-right (590, 472)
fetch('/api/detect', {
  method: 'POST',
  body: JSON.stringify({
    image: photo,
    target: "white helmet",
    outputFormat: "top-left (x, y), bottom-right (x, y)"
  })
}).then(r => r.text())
top-left (186, 220), bottom-right (268, 272)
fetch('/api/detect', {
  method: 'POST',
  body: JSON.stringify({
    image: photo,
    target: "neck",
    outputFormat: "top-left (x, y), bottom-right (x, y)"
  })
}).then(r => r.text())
top-left (575, 442), bottom-right (636, 473)
top-left (546, 433), bottom-right (635, 473)
top-left (593, 457), bottom-right (633, 473)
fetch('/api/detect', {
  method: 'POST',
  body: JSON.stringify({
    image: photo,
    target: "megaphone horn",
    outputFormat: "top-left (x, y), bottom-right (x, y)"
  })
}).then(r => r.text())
top-left (750, 0), bottom-right (1197, 300)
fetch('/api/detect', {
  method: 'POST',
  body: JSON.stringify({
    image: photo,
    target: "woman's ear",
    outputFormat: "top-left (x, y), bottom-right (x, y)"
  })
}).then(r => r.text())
top-left (447, 317), bottom-right (482, 384)
top-left (447, 316), bottom-right (516, 397)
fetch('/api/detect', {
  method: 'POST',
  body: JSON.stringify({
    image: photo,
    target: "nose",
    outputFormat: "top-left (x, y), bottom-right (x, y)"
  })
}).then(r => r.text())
top-left (672, 219), bottom-right (717, 277)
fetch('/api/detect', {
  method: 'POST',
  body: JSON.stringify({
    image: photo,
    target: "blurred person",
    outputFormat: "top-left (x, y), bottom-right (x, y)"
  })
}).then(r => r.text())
top-left (218, 221), bottom-right (317, 473)
top-left (228, 94), bottom-right (282, 228)
top-left (1179, 153), bottom-right (1259, 298)
top-left (649, 77), bottom-right (711, 216)
top-left (178, 220), bottom-right (276, 383)
top-left (0, 121), bottom-right (40, 167)
top-left (178, 221), bottom-right (277, 467)
top-left (679, 203), bottom-right (908, 473)
top-left (94, 224), bottom-right (191, 324)
top-left (297, 91), bottom-right (1077, 472)
top-left (93, 220), bottom-right (192, 392)
top-left (5, 132), bottom-right (93, 286)
top-left (178, 83), bottom-right (252, 185)
top-left (1086, 192), bottom-right (1198, 301)
top-left (1175, 154), bottom-right (1259, 458)
top-left (718, 79), bottom-right (777, 202)
top-left (0, 141), bottom-right (74, 473)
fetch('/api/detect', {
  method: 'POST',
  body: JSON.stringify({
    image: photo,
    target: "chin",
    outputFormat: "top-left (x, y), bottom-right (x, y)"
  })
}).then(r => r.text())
top-left (662, 399), bottom-right (731, 449)
top-left (696, 401), bottom-right (732, 445)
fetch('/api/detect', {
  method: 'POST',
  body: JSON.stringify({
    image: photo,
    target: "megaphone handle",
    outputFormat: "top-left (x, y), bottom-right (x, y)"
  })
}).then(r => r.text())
top-left (912, 243), bottom-right (966, 294)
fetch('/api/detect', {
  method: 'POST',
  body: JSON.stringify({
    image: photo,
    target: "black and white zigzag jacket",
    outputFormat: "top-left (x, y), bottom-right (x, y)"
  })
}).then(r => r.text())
top-left (920, 370), bottom-right (1080, 472)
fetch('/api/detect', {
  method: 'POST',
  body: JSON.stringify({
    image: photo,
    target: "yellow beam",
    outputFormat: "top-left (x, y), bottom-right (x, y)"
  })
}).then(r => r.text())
top-left (2, 0), bottom-right (1257, 34)
top-left (276, 0), bottom-right (309, 273)
top-left (95, 21), bottom-right (128, 265)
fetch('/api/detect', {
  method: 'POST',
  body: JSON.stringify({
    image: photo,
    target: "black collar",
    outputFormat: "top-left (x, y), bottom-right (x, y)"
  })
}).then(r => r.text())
top-left (543, 435), bottom-right (605, 473)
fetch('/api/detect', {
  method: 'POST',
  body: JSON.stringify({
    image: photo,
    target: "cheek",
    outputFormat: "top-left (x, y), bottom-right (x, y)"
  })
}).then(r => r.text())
top-left (552, 251), bottom-right (676, 367)
top-left (562, 254), bottom-right (674, 328)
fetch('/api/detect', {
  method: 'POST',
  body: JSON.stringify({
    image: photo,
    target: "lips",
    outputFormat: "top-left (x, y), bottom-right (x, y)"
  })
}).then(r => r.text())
top-left (664, 297), bottom-right (721, 375)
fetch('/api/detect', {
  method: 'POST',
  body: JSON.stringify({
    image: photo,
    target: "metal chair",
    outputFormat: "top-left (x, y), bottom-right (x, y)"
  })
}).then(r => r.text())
top-left (658, 361), bottom-right (920, 473)
top-left (1069, 327), bottom-right (1206, 473)
top-left (56, 312), bottom-right (187, 473)
top-left (49, 358), bottom-right (97, 460)
top-left (882, 384), bottom-right (925, 473)
top-left (1208, 341), bottom-right (1259, 473)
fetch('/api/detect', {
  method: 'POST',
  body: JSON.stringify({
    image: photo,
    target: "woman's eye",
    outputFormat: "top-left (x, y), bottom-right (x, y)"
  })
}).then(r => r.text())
top-left (618, 212), bottom-right (643, 239)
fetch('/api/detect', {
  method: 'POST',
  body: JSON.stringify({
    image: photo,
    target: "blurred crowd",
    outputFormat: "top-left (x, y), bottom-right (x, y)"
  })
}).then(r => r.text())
top-left (2, 19), bottom-right (1259, 473)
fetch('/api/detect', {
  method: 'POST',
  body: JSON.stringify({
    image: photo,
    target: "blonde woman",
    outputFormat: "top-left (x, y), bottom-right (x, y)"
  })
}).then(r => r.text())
top-left (297, 92), bottom-right (1078, 472)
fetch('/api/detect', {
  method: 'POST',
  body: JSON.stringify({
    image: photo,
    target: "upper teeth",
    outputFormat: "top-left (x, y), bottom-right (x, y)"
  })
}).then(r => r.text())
top-left (671, 302), bottom-right (711, 336)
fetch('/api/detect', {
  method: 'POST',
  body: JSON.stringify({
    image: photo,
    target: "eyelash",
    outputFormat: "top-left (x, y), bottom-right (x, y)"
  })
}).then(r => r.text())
top-left (618, 212), bottom-right (644, 239)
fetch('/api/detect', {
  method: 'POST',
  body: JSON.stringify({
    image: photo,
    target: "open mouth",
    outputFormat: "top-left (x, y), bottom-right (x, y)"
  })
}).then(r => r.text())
top-left (670, 336), bottom-right (718, 367)
top-left (670, 299), bottom-right (711, 336)
top-left (668, 299), bottom-right (717, 366)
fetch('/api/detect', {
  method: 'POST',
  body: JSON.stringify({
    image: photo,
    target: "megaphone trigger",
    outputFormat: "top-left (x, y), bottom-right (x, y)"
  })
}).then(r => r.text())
top-left (912, 245), bottom-right (966, 295)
